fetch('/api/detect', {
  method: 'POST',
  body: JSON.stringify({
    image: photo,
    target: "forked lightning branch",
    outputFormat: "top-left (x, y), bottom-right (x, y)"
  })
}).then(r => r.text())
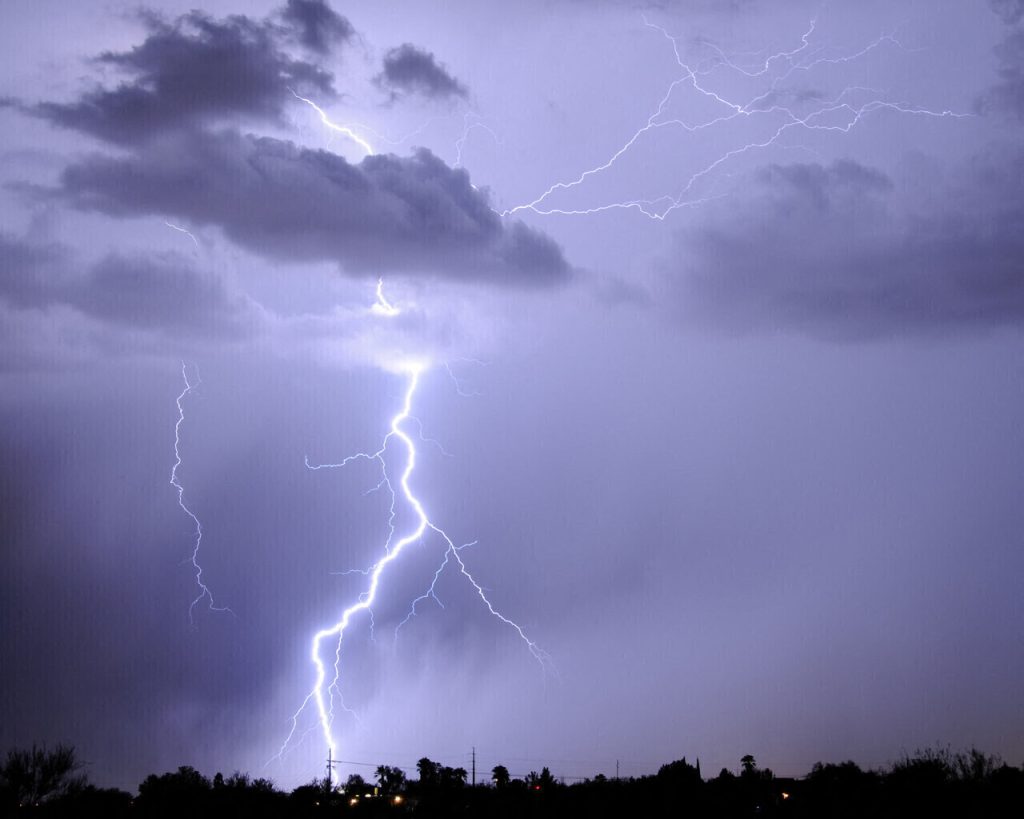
top-left (278, 284), bottom-right (552, 778)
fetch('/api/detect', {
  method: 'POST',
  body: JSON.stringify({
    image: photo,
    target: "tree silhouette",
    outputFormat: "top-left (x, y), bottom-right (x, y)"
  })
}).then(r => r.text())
top-left (137, 765), bottom-right (211, 806)
top-left (417, 757), bottom-right (440, 787)
top-left (375, 764), bottom-right (406, 795)
top-left (344, 773), bottom-right (369, 794)
top-left (0, 745), bottom-right (1019, 818)
top-left (525, 767), bottom-right (555, 791)
top-left (0, 743), bottom-right (84, 807)
top-left (439, 765), bottom-right (468, 789)
top-left (491, 764), bottom-right (510, 788)
top-left (658, 756), bottom-right (701, 787)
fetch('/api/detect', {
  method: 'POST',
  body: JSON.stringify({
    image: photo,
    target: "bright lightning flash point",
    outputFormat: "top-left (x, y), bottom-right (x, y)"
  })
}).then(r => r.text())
top-left (280, 287), bottom-right (551, 778)
top-left (170, 362), bottom-right (233, 626)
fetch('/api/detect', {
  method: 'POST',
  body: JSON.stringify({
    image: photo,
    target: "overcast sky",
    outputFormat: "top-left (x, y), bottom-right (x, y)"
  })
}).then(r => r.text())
top-left (2, 0), bottom-right (1023, 792)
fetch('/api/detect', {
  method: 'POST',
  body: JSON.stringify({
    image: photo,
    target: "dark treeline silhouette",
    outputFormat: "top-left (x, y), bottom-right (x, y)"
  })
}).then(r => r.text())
top-left (2, 743), bottom-right (1023, 817)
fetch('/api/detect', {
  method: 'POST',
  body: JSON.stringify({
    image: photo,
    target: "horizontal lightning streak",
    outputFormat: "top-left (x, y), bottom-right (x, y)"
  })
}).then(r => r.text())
top-left (505, 16), bottom-right (967, 221)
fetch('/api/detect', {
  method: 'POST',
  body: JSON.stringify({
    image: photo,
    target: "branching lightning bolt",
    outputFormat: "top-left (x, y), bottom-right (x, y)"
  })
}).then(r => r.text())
top-left (278, 290), bottom-right (551, 775)
top-left (274, 16), bottom-right (962, 773)
top-left (170, 362), bottom-right (233, 626)
top-left (505, 16), bottom-right (968, 221)
top-left (371, 277), bottom-right (400, 317)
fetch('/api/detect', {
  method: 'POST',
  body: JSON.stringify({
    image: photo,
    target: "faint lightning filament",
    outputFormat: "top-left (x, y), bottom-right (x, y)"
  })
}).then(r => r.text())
top-left (164, 220), bottom-right (199, 248)
top-left (170, 362), bottom-right (233, 625)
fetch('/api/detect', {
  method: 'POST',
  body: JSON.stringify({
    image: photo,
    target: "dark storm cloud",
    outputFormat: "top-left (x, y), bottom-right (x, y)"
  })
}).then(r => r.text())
top-left (376, 44), bottom-right (468, 101)
top-left (70, 252), bottom-right (257, 337)
top-left (978, 29), bottom-right (1024, 118)
top-left (14, 3), bottom-right (569, 287)
top-left (29, 9), bottom-right (337, 145)
top-left (0, 233), bottom-right (255, 337)
top-left (0, 233), bottom-right (66, 308)
top-left (278, 0), bottom-right (354, 54)
top-left (978, 0), bottom-right (1024, 118)
top-left (990, 0), bottom-right (1024, 26)
top-left (670, 159), bottom-right (1024, 339)
top-left (53, 130), bottom-right (569, 284)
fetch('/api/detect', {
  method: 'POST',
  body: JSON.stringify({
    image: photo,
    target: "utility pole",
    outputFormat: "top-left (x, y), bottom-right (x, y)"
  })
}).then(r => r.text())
top-left (325, 748), bottom-right (337, 793)
top-left (616, 760), bottom-right (619, 780)
top-left (472, 746), bottom-right (476, 787)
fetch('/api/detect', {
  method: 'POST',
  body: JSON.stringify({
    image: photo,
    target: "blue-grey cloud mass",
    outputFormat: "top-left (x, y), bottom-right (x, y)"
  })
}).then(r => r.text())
top-left (376, 43), bottom-right (468, 101)
top-left (30, 9), bottom-right (337, 145)
top-left (51, 133), bottom-right (567, 283)
top-left (670, 156), bottom-right (1024, 337)
top-left (1, 0), bottom-right (1023, 797)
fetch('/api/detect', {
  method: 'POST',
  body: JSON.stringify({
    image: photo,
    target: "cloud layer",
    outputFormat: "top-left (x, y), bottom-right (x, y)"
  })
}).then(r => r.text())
top-left (52, 132), bottom-right (567, 283)
top-left (376, 44), bottom-right (468, 101)
top-left (14, 2), bottom-right (567, 288)
top-left (671, 158), bottom-right (1024, 338)
top-left (32, 9), bottom-right (338, 145)
top-left (980, 20), bottom-right (1024, 119)
top-left (0, 233), bottom-right (258, 338)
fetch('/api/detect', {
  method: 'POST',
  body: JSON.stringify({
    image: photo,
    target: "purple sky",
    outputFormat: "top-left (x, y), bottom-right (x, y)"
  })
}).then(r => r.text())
top-left (2, 0), bottom-right (1023, 793)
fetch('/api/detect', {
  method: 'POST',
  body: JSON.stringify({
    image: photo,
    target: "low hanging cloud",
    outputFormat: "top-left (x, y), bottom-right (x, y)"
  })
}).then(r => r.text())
top-left (0, 233), bottom-right (258, 338)
top-left (28, 6), bottom-right (339, 146)
top-left (0, 230), bottom-right (499, 373)
top-left (51, 130), bottom-right (569, 284)
top-left (0, 233), bottom-right (66, 309)
top-left (376, 44), bottom-right (468, 102)
top-left (72, 252), bottom-right (260, 337)
top-left (669, 158), bottom-right (1024, 339)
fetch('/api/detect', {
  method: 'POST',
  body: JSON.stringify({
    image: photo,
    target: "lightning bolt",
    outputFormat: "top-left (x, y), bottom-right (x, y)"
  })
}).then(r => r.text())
top-left (278, 287), bottom-right (551, 777)
top-left (289, 89), bottom-right (376, 156)
top-left (270, 13), bottom-right (963, 776)
top-left (291, 88), bottom-right (498, 184)
top-left (289, 90), bottom-right (450, 159)
top-left (454, 112), bottom-right (502, 168)
top-left (371, 277), bottom-right (400, 317)
top-left (170, 362), bottom-right (233, 626)
top-left (505, 16), bottom-right (968, 221)
top-left (442, 359), bottom-right (486, 398)
top-left (164, 220), bottom-right (199, 248)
